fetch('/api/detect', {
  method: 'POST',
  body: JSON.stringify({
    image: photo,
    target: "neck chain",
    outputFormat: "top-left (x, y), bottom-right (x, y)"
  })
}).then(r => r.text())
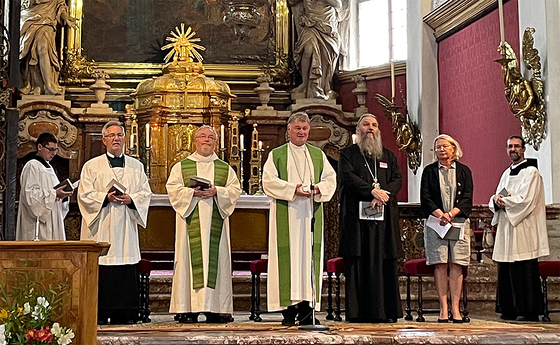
top-left (289, 144), bottom-right (311, 185)
top-left (363, 154), bottom-right (380, 189)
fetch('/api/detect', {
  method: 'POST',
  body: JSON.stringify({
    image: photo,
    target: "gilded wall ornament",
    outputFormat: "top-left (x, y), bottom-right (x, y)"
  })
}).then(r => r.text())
top-left (495, 28), bottom-right (546, 150)
top-left (375, 93), bottom-right (422, 174)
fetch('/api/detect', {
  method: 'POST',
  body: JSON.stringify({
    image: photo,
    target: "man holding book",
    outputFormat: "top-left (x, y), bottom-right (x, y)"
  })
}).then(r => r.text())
top-left (262, 112), bottom-right (337, 326)
top-left (78, 121), bottom-right (152, 325)
top-left (166, 125), bottom-right (241, 323)
top-left (16, 132), bottom-right (73, 240)
top-left (490, 135), bottom-right (549, 322)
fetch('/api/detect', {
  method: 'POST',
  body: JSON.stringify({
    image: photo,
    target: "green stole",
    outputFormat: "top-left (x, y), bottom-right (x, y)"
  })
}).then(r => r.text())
top-left (181, 158), bottom-right (229, 289)
top-left (272, 143), bottom-right (324, 306)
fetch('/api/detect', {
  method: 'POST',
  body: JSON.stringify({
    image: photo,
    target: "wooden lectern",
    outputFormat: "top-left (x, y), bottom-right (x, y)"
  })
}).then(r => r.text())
top-left (0, 241), bottom-right (110, 345)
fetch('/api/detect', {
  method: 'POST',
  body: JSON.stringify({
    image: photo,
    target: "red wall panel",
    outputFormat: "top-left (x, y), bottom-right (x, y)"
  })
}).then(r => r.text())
top-left (438, 0), bottom-right (520, 204)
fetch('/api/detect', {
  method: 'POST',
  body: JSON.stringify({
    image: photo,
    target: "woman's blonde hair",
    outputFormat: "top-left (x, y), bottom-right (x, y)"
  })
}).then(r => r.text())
top-left (433, 134), bottom-right (463, 161)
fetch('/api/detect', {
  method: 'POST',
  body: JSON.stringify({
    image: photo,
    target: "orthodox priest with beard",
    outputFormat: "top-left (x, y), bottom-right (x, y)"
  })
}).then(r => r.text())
top-left (338, 113), bottom-right (403, 323)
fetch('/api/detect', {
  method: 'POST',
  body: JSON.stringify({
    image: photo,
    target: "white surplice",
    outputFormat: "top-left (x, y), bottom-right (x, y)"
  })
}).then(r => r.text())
top-left (490, 163), bottom-right (549, 262)
top-left (262, 142), bottom-right (337, 311)
top-left (78, 154), bottom-right (152, 265)
top-left (167, 152), bottom-right (241, 314)
top-left (16, 159), bottom-right (69, 240)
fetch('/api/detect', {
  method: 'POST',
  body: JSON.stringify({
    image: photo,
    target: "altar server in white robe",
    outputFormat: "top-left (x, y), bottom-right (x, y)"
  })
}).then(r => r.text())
top-left (262, 112), bottom-right (336, 326)
top-left (78, 121), bottom-right (152, 325)
top-left (17, 132), bottom-right (73, 240)
top-left (167, 125), bottom-right (241, 324)
top-left (490, 135), bottom-right (549, 322)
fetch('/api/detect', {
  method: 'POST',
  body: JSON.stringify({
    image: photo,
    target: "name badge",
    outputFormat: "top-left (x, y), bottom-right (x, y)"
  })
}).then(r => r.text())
top-left (379, 162), bottom-right (388, 169)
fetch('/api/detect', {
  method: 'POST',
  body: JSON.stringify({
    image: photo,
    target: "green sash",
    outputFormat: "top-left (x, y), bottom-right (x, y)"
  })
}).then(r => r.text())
top-left (181, 158), bottom-right (229, 289)
top-left (272, 143), bottom-right (324, 306)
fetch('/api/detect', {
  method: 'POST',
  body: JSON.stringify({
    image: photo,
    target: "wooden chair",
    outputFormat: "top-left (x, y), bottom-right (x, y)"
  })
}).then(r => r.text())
top-left (538, 261), bottom-right (560, 322)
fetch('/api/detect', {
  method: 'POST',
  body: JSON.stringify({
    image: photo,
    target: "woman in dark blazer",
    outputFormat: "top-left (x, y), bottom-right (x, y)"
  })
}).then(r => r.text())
top-left (420, 134), bottom-right (473, 323)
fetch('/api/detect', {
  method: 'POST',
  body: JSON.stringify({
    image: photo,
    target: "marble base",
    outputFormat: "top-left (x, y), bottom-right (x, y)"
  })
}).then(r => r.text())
top-left (17, 94), bottom-right (72, 109)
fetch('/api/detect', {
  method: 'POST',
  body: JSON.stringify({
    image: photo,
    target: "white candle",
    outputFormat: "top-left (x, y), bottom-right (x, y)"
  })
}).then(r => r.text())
top-left (352, 134), bottom-right (356, 144)
top-left (220, 125), bottom-right (225, 149)
top-left (145, 123), bottom-right (150, 148)
top-left (258, 141), bottom-right (263, 150)
top-left (129, 133), bottom-right (135, 149)
top-left (390, 61), bottom-right (395, 99)
top-left (498, 0), bottom-right (505, 44)
top-left (240, 134), bottom-right (244, 150)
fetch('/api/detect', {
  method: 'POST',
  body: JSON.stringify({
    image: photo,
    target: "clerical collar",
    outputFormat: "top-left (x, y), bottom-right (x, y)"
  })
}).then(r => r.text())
top-left (32, 155), bottom-right (51, 169)
top-left (106, 152), bottom-right (125, 168)
top-left (509, 158), bottom-right (538, 176)
top-left (289, 141), bottom-right (306, 150)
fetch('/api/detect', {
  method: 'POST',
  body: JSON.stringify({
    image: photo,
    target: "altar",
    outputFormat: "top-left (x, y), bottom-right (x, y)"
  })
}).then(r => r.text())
top-left (140, 194), bottom-right (271, 267)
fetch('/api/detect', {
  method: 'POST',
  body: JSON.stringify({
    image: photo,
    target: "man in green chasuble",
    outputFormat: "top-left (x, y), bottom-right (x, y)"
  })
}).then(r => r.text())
top-left (262, 112), bottom-right (337, 326)
top-left (167, 125), bottom-right (241, 323)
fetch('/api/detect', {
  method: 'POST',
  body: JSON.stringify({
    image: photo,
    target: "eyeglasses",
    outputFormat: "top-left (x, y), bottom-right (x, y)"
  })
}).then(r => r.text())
top-left (105, 133), bottom-right (125, 139)
top-left (435, 145), bottom-right (452, 150)
top-left (42, 146), bottom-right (58, 152)
top-left (196, 134), bottom-right (216, 141)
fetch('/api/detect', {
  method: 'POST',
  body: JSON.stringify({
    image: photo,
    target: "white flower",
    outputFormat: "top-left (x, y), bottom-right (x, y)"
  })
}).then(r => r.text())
top-left (52, 322), bottom-right (62, 337)
top-left (36, 296), bottom-right (49, 308)
top-left (23, 302), bottom-right (31, 314)
top-left (32, 305), bottom-right (44, 320)
top-left (0, 324), bottom-right (6, 345)
top-left (57, 328), bottom-right (74, 345)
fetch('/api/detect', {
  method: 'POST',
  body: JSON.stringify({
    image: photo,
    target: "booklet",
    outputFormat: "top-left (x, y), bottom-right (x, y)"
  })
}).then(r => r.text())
top-left (53, 178), bottom-right (77, 192)
top-left (187, 176), bottom-right (211, 190)
top-left (359, 202), bottom-right (384, 221)
top-left (499, 188), bottom-right (510, 197)
top-left (106, 178), bottom-right (127, 196)
top-left (426, 215), bottom-right (452, 239)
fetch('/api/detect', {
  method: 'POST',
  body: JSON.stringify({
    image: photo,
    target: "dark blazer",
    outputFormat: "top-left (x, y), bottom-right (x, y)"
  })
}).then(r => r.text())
top-left (420, 161), bottom-right (473, 219)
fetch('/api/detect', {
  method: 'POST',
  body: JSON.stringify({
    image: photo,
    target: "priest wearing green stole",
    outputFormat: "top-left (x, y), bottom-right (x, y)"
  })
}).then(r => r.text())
top-left (262, 112), bottom-right (337, 326)
top-left (167, 125), bottom-right (241, 323)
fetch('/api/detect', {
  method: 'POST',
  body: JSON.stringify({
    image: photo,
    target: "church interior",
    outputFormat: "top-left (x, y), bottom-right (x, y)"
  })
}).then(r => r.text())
top-left (0, 0), bottom-right (559, 344)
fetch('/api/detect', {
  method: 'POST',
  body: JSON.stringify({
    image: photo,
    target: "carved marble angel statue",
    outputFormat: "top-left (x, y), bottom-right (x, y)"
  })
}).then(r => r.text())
top-left (290, 0), bottom-right (348, 100)
top-left (20, 0), bottom-right (76, 95)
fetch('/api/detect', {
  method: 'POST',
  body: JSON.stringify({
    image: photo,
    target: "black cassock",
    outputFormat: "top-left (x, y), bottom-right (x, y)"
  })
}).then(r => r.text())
top-left (338, 144), bottom-right (403, 322)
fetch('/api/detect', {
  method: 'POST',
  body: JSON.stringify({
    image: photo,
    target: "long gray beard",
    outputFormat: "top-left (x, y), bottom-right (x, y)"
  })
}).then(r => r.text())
top-left (358, 132), bottom-right (383, 159)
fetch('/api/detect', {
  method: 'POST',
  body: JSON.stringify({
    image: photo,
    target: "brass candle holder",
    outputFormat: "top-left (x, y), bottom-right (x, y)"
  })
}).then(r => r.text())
top-left (249, 124), bottom-right (261, 195)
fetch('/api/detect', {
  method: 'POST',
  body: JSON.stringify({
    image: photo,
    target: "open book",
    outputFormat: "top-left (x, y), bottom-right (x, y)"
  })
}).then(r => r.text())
top-left (187, 176), bottom-right (211, 190)
top-left (53, 178), bottom-right (79, 192)
top-left (106, 178), bottom-right (127, 196)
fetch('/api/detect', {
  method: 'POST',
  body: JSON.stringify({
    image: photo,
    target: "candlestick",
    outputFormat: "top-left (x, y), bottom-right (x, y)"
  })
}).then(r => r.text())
top-left (130, 133), bottom-right (135, 149)
top-left (220, 124), bottom-right (225, 149)
top-left (145, 123), bottom-right (150, 148)
top-left (498, 0), bottom-right (505, 44)
top-left (390, 61), bottom-right (395, 99)
top-left (34, 217), bottom-right (40, 241)
top-left (240, 147), bottom-right (246, 194)
top-left (240, 134), bottom-right (244, 151)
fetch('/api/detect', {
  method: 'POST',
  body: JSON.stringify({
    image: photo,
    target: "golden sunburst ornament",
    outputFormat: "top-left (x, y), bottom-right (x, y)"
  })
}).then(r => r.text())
top-left (161, 23), bottom-right (206, 63)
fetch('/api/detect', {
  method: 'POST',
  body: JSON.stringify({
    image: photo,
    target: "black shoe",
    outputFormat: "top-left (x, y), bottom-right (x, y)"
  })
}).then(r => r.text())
top-left (205, 312), bottom-right (228, 324)
top-left (282, 317), bottom-right (297, 326)
top-left (437, 318), bottom-right (449, 323)
top-left (452, 318), bottom-right (464, 324)
top-left (516, 315), bottom-right (539, 322)
top-left (98, 318), bottom-right (108, 325)
top-left (178, 313), bottom-right (199, 323)
top-left (500, 313), bottom-right (518, 321)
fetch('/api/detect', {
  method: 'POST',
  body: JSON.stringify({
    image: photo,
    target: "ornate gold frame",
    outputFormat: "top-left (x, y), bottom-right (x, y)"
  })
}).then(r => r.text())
top-left (65, 0), bottom-right (289, 84)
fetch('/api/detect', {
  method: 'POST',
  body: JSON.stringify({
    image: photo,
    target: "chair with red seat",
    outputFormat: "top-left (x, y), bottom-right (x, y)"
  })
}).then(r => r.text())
top-left (403, 257), bottom-right (469, 322)
top-left (538, 261), bottom-right (560, 322)
top-left (326, 257), bottom-right (344, 321)
top-left (249, 258), bottom-right (268, 322)
top-left (138, 258), bottom-right (152, 323)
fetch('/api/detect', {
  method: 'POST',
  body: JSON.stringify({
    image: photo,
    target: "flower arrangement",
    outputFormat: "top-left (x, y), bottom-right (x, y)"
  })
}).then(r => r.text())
top-left (0, 271), bottom-right (74, 345)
